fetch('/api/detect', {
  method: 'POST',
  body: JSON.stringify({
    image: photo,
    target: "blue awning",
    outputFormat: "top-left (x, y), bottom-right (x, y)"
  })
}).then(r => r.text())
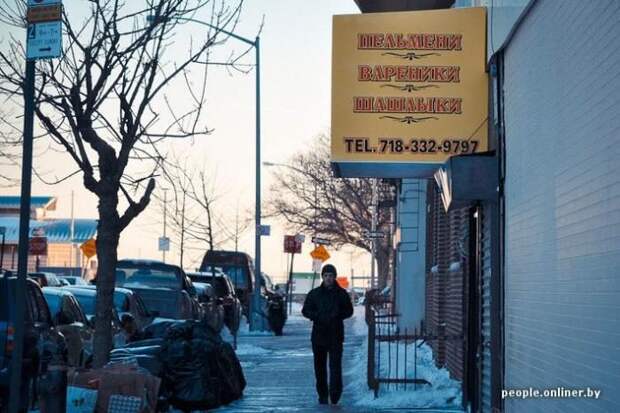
top-left (0, 217), bottom-right (97, 244)
top-left (0, 196), bottom-right (56, 211)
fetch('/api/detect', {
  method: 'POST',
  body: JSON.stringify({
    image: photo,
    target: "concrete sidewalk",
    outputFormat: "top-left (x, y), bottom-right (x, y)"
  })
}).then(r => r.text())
top-left (214, 308), bottom-right (460, 413)
top-left (214, 309), bottom-right (378, 413)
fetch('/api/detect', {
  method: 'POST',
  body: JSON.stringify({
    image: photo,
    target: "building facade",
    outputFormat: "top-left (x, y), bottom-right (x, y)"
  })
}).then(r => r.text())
top-left (345, 1), bottom-right (620, 412)
top-left (0, 196), bottom-right (97, 274)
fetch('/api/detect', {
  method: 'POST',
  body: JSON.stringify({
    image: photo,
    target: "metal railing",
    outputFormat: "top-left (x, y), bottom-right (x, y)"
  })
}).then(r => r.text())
top-left (365, 293), bottom-right (465, 408)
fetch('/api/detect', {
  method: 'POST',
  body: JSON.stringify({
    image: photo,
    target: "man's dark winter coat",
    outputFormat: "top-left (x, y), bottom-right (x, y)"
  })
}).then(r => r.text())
top-left (302, 283), bottom-right (354, 345)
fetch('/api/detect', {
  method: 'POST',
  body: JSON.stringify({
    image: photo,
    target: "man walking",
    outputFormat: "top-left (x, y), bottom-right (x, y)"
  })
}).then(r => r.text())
top-left (302, 264), bottom-right (354, 405)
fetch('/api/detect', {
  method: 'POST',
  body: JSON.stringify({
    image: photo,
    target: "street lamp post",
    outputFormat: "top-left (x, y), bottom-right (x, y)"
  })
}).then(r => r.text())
top-left (148, 15), bottom-right (264, 330)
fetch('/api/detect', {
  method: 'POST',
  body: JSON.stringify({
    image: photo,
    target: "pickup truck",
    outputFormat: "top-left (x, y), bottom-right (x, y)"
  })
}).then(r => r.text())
top-left (115, 259), bottom-right (200, 320)
top-left (199, 250), bottom-right (256, 318)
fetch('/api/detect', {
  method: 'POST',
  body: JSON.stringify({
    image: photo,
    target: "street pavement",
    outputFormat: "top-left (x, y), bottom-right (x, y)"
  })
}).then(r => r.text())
top-left (214, 307), bottom-right (460, 413)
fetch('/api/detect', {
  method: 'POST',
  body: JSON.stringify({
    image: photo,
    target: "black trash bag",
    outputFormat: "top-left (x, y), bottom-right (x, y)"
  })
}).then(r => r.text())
top-left (144, 320), bottom-right (185, 339)
top-left (267, 296), bottom-right (287, 336)
top-left (161, 339), bottom-right (219, 411)
top-left (192, 322), bottom-right (222, 344)
top-left (164, 320), bottom-right (198, 341)
top-left (213, 342), bottom-right (246, 404)
top-left (157, 319), bottom-right (245, 410)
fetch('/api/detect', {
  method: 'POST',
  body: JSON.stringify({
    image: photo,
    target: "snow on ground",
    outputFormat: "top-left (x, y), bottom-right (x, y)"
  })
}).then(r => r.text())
top-left (346, 306), bottom-right (462, 409)
top-left (235, 316), bottom-right (272, 336)
top-left (351, 304), bottom-right (368, 336)
top-left (234, 343), bottom-right (271, 356)
top-left (287, 301), bottom-right (305, 321)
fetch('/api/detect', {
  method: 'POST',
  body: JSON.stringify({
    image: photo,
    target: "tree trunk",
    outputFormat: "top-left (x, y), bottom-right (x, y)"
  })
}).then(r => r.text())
top-left (92, 194), bottom-right (121, 368)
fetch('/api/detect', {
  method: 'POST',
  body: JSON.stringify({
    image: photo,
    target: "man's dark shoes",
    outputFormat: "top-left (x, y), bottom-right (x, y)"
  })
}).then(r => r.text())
top-left (319, 397), bottom-right (328, 405)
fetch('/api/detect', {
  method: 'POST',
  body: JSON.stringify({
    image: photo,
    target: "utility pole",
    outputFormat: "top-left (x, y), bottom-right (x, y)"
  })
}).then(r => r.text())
top-left (179, 192), bottom-right (186, 268)
top-left (9, 59), bottom-right (35, 413)
top-left (370, 178), bottom-right (378, 289)
top-left (163, 189), bottom-right (168, 263)
top-left (252, 35), bottom-right (262, 331)
top-left (311, 180), bottom-right (318, 289)
top-left (70, 190), bottom-right (75, 274)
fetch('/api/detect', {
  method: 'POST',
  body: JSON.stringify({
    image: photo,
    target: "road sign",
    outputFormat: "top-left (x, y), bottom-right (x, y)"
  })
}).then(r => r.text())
top-left (26, 20), bottom-right (62, 60)
top-left (363, 230), bottom-right (386, 239)
top-left (28, 236), bottom-right (47, 255)
top-left (80, 238), bottom-right (97, 259)
top-left (28, 0), bottom-right (61, 6)
top-left (310, 245), bottom-right (330, 262)
top-left (312, 258), bottom-right (322, 273)
top-left (311, 236), bottom-right (331, 246)
top-left (283, 235), bottom-right (302, 254)
top-left (27, 4), bottom-right (62, 23)
top-left (158, 236), bottom-right (170, 252)
top-left (259, 225), bottom-right (271, 236)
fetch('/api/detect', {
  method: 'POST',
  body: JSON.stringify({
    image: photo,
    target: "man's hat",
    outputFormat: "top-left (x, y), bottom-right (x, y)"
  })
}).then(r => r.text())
top-left (321, 264), bottom-right (337, 277)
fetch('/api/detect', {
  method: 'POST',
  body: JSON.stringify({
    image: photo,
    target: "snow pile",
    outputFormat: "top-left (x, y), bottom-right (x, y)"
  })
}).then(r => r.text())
top-left (345, 312), bottom-right (462, 409)
top-left (350, 304), bottom-right (368, 336)
top-left (235, 316), bottom-right (273, 336)
top-left (234, 343), bottom-right (271, 356)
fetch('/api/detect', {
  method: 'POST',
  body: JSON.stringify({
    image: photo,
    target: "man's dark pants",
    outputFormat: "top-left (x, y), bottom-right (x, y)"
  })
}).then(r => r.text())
top-left (312, 341), bottom-right (344, 403)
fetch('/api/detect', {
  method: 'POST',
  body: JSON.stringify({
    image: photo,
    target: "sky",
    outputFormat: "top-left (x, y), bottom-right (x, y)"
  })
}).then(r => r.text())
top-left (0, 0), bottom-right (374, 285)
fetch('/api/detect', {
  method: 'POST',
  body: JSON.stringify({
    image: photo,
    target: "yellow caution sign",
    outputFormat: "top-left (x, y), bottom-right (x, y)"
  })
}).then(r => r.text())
top-left (80, 238), bottom-right (97, 259)
top-left (310, 245), bottom-right (330, 262)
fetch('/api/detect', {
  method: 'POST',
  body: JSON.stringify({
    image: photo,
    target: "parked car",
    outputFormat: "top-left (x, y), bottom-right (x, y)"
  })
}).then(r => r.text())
top-left (65, 285), bottom-right (158, 331)
top-left (28, 271), bottom-right (63, 287)
top-left (115, 259), bottom-right (201, 320)
top-left (0, 275), bottom-right (67, 411)
top-left (42, 288), bottom-right (93, 367)
top-left (199, 251), bottom-right (256, 317)
top-left (187, 271), bottom-right (242, 333)
top-left (60, 287), bottom-right (125, 347)
top-left (192, 282), bottom-right (225, 333)
top-left (59, 275), bottom-right (88, 286)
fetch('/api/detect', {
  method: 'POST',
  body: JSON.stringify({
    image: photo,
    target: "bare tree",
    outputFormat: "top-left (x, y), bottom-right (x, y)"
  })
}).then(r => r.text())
top-left (266, 134), bottom-right (395, 288)
top-left (186, 170), bottom-right (252, 252)
top-left (154, 156), bottom-right (252, 268)
top-left (0, 0), bottom-right (248, 365)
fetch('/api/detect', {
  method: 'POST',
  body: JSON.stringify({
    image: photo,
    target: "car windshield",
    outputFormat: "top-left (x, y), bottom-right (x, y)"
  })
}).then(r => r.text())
top-left (71, 292), bottom-right (96, 315)
top-left (115, 265), bottom-right (181, 289)
top-left (113, 292), bottom-right (129, 312)
top-left (133, 294), bottom-right (150, 317)
top-left (204, 277), bottom-right (229, 297)
top-left (65, 277), bottom-right (87, 286)
top-left (43, 292), bottom-right (61, 316)
top-left (220, 266), bottom-right (246, 289)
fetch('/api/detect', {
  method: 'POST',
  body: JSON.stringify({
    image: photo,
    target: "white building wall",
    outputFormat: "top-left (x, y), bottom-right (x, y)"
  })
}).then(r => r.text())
top-left (396, 179), bottom-right (426, 332)
top-left (503, 1), bottom-right (620, 412)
